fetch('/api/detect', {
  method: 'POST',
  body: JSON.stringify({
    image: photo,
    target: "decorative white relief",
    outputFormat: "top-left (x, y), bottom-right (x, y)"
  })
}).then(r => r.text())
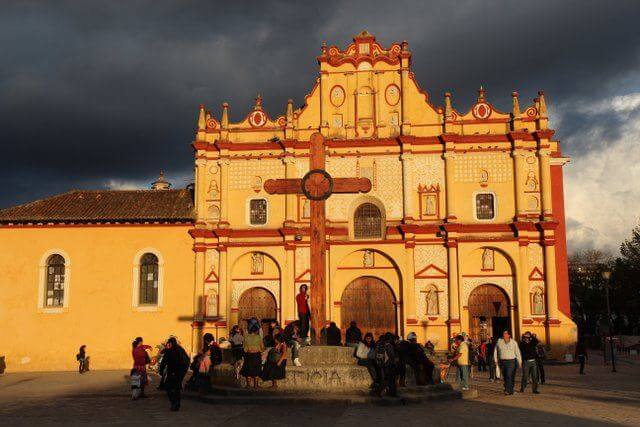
top-left (462, 277), bottom-right (513, 306)
top-left (454, 153), bottom-right (513, 183)
top-left (415, 279), bottom-right (448, 320)
top-left (412, 155), bottom-right (444, 189)
top-left (295, 247), bottom-right (310, 277)
top-left (207, 249), bottom-right (219, 273)
top-left (295, 158), bottom-right (310, 178)
top-left (231, 280), bottom-right (280, 308)
top-left (229, 159), bottom-right (285, 190)
top-left (527, 244), bottom-right (544, 272)
top-left (414, 245), bottom-right (447, 273)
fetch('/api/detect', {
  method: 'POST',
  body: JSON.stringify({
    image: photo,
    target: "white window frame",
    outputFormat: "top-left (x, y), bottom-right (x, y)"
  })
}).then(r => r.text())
top-left (473, 191), bottom-right (497, 221)
top-left (37, 249), bottom-right (71, 313)
top-left (246, 197), bottom-right (269, 227)
top-left (132, 248), bottom-right (164, 312)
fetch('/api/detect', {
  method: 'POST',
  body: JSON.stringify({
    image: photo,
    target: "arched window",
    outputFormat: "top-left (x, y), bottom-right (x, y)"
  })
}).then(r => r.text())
top-left (475, 193), bottom-right (495, 220)
top-left (139, 253), bottom-right (159, 305)
top-left (354, 203), bottom-right (382, 239)
top-left (45, 254), bottom-right (65, 307)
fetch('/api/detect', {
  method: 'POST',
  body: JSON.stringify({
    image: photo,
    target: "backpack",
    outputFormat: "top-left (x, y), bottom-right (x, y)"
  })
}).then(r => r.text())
top-left (375, 342), bottom-right (388, 366)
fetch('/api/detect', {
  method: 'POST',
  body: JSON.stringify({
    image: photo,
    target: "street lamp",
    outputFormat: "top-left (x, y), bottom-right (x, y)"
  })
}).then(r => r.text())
top-left (601, 270), bottom-right (616, 373)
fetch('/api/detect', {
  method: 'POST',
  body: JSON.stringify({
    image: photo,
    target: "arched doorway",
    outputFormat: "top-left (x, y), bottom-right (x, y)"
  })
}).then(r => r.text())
top-left (468, 284), bottom-right (510, 343)
top-left (341, 276), bottom-right (397, 340)
top-left (238, 287), bottom-right (277, 335)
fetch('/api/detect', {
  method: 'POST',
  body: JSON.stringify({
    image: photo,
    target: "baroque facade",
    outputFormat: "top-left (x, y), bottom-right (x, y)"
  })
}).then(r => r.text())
top-left (0, 32), bottom-right (576, 371)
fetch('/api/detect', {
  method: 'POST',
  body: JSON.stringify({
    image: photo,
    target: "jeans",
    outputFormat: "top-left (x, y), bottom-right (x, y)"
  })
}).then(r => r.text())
top-left (499, 359), bottom-right (517, 394)
top-left (537, 358), bottom-right (546, 383)
top-left (458, 365), bottom-right (470, 388)
top-left (358, 359), bottom-right (380, 385)
top-left (477, 357), bottom-right (486, 372)
top-left (488, 360), bottom-right (496, 379)
top-left (165, 371), bottom-right (186, 410)
top-left (287, 340), bottom-right (301, 360)
top-left (299, 312), bottom-right (310, 339)
top-left (577, 354), bottom-right (586, 374)
top-left (520, 360), bottom-right (539, 392)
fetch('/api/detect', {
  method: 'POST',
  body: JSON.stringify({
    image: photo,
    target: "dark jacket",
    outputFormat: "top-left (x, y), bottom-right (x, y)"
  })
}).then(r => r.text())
top-left (520, 339), bottom-right (538, 360)
top-left (345, 326), bottom-right (362, 344)
top-left (161, 345), bottom-right (190, 377)
top-left (326, 325), bottom-right (342, 346)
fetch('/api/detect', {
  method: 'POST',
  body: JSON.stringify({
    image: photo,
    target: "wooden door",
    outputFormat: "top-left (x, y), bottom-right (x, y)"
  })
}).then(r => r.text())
top-left (468, 284), bottom-right (510, 343)
top-left (341, 276), bottom-right (396, 340)
top-left (238, 287), bottom-right (277, 332)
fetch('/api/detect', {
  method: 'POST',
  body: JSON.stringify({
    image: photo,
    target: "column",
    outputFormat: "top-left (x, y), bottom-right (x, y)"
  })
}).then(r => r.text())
top-left (401, 152), bottom-right (414, 221)
top-left (319, 71), bottom-right (329, 135)
top-left (191, 248), bottom-right (206, 354)
top-left (195, 158), bottom-right (207, 222)
top-left (282, 246), bottom-right (296, 323)
top-left (443, 152), bottom-right (457, 220)
top-left (218, 246), bottom-right (229, 323)
top-left (404, 242), bottom-right (417, 326)
top-left (543, 242), bottom-right (560, 321)
top-left (539, 151), bottom-right (553, 219)
top-left (517, 242), bottom-right (531, 325)
top-left (446, 241), bottom-right (460, 322)
top-left (513, 150), bottom-right (527, 218)
top-left (218, 158), bottom-right (230, 226)
top-left (283, 156), bottom-right (296, 224)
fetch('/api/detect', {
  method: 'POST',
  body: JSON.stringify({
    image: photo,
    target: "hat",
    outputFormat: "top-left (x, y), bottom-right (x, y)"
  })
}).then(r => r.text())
top-left (407, 332), bottom-right (417, 340)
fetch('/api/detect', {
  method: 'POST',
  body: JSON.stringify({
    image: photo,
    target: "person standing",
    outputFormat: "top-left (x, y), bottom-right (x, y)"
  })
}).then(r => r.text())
top-left (296, 285), bottom-right (311, 342)
top-left (131, 337), bottom-right (152, 398)
top-left (486, 337), bottom-right (496, 381)
top-left (493, 330), bottom-right (522, 395)
top-left (575, 339), bottom-right (588, 375)
top-left (533, 333), bottom-right (546, 384)
top-left (448, 335), bottom-right (470, 391)
top-left (162, 337), bottom-right (190, 411)
top-left (345, 321), bottom-right (363, 347)
top-left (519, 332), bottom-right (540, 394)
top-left (477, 340), bottom-right (487, 372)
top-left (261, 333), bottom-right (287, 388)
top-left (375, 333), bottom-right (399, 397)
top-left (241, 324), bottom-right (265, 388)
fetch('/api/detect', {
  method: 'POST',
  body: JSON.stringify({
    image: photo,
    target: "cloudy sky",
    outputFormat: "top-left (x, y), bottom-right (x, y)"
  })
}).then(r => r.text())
top-left (1, 1), bottom-right (639, 254)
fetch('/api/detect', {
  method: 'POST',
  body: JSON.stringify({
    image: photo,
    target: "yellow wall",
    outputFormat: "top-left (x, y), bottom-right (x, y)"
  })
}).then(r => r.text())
top-left (0, 225), bottom-right (194, 372)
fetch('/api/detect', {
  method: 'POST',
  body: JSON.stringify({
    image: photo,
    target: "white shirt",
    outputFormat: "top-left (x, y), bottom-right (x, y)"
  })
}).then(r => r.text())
top-left (493, 338), bottom-right (522, 365)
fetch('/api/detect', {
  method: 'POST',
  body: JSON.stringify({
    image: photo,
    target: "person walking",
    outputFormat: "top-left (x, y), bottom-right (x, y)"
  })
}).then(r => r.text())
top-left (486, 337), bottom-right (497, 381)
top-left (519, 332), bottom-right (540, 394)
top-left (493, 330), bottom-right (522, 395)
top-left (296, 285), bottom-right (311, 343)
top-left (354, 332), bottom-right (379, 388)
top-left (261, 333), bottom-right (287, 388)
top-left (241, 324), bottom-right (265, 388)
top-left (161, 337), bottom-right (190, 411)
top-left (533, 333), bottom-right (546, 384)
top-left (345, 321), bottom-right (363, 347)
top-left (76, 345), bottom-right (89, 374)
top-left (131, 337), bottom-right (152, 398)
top-left (448, 335), bottom-right (470, 391)
top-left (575, 339), bottom-right (588, 375)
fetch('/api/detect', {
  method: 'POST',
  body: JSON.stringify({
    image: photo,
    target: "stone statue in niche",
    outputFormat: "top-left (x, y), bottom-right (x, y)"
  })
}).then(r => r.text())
top-left (207, 204), bottom-right (220, 220)
top-left (479, 169), bottom-right (489, 183)
top-left (525, 171), bottom-right (538, 191)
top-left (251, 253), bottom-right (264, 274)
top-left (482, 248), bottom-right (494, 271)
top-left (303, 199), bottom-right (310, 218)
top-left (532, 290), bottom-right (545, 315)
top-left (425, 194), bottom-right (437, 216)
top-left (363, 250), bottom-right (374, 267)
top-left (209, 179), bottom-right (219, 199)
top-left (252, 176), bottom-right (263, 193)
top-left (206, 292), bottom-right (218, 317)
top-left (426, 288), bottom-right (439, 315)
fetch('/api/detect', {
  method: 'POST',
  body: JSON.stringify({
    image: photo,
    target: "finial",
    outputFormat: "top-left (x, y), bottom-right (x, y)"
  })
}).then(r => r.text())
top-left (151, 171), bottom-right (171, 191)
top-left (511, 91), bottom-right (520, 117)
top-left (221, 102), bottom-right (229, 128)
top-left (286, 99), bottom-right (294, 122)
top-left (477, 86), bottom-right (486, 102)
top-left (538, 90), bottom-right (547, 115)
top-left (401, 40), bottom-right (409, 51)
top-left (444, 92), bottom-right (452, 119)
top-left (254, 94), bottom-right (263, 109)
top-left (197, 104), bottom-right (206, 131)
top-left (321, 41), bottom-right (327, 55)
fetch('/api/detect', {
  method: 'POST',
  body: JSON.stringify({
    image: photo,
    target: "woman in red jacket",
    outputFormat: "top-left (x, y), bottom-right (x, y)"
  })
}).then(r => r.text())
top-left (131, 337), bottom-right (152, 398)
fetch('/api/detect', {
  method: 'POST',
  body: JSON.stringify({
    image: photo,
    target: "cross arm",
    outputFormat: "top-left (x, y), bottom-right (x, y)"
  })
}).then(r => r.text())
top-left (332, 177), bottom-right (372, 194)
top-left (264, 178), bottom-right (304, 195)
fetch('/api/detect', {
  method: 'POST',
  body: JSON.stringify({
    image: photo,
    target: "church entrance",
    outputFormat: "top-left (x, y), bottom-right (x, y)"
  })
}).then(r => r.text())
top-left (340, 276), bottom-right (397, 340)
top-left (238, 287), bottom-right (277, 336)
top-left (468, 284), bottom-right (511, 343)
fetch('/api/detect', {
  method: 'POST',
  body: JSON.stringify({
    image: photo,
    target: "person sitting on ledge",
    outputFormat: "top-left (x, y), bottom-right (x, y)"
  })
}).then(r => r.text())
top-left (325, 322), bottom-right (342, 346)
top-left (354, 332), bottom-right (379, 388)
top-left (345, 321), bottom-right (362, 347)
top-left (283, 321), bottom-right (303, 366)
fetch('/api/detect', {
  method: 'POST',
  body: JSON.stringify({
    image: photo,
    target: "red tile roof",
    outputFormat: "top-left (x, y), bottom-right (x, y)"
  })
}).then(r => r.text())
top-left (0, 189), bottom-right (195, 224)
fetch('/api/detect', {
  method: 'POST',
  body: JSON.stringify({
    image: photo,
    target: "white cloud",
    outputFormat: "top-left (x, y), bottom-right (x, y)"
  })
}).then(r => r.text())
top-left (563, 94), bottom-right (640, 254)
top-left (103, 179), bottom-right (147, 191)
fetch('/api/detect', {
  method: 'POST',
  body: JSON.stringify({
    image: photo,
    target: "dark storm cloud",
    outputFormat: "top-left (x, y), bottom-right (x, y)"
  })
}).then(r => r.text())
top-left (1, 0), bottom-right (640, 208)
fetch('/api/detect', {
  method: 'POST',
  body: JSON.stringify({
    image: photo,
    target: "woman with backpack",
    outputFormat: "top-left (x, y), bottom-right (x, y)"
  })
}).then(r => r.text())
top-left (261, 333), bottom-right (287, 388)
top-left (354, 332), bottom-right (378, 388)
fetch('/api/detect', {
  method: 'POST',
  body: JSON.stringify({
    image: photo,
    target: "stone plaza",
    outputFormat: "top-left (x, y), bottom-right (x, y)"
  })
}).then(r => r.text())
top-left (1, 353), bottom-right (638, 426)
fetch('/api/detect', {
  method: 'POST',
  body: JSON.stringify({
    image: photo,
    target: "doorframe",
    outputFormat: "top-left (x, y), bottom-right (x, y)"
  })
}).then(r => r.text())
top-left (467, 283), bottom-right (512, 342)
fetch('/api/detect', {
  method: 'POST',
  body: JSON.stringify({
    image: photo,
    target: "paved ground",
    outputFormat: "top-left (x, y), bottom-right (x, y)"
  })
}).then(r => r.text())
top-left (1, 353), bottom-right (638, 426)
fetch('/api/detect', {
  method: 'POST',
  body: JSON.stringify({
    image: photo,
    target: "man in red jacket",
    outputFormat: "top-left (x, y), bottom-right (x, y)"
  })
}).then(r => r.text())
top-left (296, 285), bottom-right (310, 342)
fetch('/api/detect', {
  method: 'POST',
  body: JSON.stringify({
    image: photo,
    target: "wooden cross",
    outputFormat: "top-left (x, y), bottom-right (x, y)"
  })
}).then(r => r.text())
top-left (264, 133), bottom-right (371, 343)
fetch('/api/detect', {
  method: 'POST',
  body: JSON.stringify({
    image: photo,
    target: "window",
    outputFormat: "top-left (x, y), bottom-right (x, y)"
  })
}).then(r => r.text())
top-left (475, 193), bottom-right (495, 220)
top-left (354, 203), bottom-right (382, 239)
top-left (45, 254), bottom-right (65, 307)
top-left (139, 253), bottom-right (159, 305)
top-left (249, 199), bottom-right (268, 225)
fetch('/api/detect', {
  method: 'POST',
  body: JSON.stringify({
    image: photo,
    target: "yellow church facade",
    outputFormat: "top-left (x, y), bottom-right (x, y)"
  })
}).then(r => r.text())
top-left (0, 32), bottom-right (577, 372)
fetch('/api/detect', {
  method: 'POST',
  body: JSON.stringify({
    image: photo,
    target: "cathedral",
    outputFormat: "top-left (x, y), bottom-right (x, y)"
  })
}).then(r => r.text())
top-left (0, 32), bottom-right (577, 371)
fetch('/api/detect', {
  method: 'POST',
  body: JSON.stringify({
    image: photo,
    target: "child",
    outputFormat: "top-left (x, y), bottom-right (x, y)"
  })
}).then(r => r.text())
top-left (130, 368), bottom-right (142, 400)
top-left (76, 345), bottom-right (89, 374)
top-left (197, 347), bottom-right (212, 394)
